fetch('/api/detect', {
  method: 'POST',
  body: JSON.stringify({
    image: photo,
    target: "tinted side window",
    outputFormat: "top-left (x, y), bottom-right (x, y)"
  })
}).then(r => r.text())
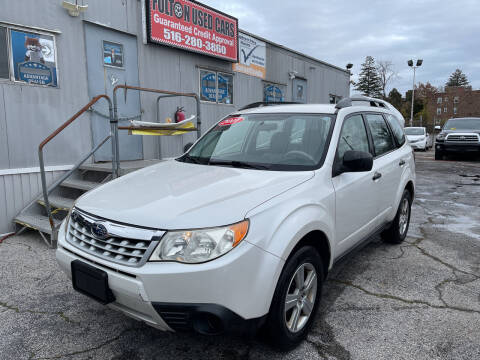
top-left (366, 114), bottom-right (396, 156)
top-left (385, 114), bottom-right (405, 146)
top-left (337, 114), bottom-right (370, 160)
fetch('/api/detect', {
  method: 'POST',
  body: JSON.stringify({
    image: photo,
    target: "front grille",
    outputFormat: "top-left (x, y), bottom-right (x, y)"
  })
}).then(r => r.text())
top-left (446, 134), bottom-right (479, 143)
top-left (66, 209), bottom-right (164, 267)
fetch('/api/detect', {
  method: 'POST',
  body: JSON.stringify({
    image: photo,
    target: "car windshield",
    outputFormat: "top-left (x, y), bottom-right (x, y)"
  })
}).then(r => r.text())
top-left (444, 118), bottom-right (480, 130)
top-left (178, 113), bottom-right (335, 171)
top-left (405, 128), bottom-right (425, 135)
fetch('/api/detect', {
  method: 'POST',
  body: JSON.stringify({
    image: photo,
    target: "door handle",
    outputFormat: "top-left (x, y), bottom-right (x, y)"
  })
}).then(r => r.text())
top-left (372, 172), bottom-right (382, 181)
top-left (399, 159), bottom-right (406, 166)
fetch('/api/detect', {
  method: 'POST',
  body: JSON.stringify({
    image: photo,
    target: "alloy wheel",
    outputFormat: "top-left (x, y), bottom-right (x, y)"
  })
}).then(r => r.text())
top-left (284, 262), bottom-right (317, 333)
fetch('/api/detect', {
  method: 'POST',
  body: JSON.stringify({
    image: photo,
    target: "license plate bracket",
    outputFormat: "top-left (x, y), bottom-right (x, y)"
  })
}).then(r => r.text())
top-left (71, 260), bottom-right (115, 305)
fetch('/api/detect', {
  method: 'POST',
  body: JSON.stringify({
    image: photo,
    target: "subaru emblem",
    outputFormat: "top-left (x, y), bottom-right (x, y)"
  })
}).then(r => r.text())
top-left (91, 223), bottom-right (109, 239)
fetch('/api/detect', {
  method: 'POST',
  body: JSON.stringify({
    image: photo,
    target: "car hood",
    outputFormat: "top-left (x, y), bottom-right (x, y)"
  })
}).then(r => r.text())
top-left (442, 129), bottom-right (480, 134)
top-left (75, 160), bottom-right (314, 229)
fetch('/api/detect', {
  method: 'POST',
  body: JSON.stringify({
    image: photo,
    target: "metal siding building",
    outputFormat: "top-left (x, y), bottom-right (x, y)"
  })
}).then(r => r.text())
top-left (0, 0), bottom-right (349, 234)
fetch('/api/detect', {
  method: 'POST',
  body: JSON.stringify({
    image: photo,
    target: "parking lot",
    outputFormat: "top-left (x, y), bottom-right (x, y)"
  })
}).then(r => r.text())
top-left (1, 151), bottom-right (479, 360)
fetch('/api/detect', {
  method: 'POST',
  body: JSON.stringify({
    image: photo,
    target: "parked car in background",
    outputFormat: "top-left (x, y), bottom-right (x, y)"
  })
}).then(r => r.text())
top-left (405, 127), bottom-right (431, 151)
top-left (56, 97), bottom-right (415, 350)
top-left (435, 118), bottom-right (480, 160)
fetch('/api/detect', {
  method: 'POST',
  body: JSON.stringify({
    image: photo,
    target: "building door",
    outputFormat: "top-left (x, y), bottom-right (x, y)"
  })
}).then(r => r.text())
top-left (85, 23), bottom-right (143, 162)
top-left (293, 78), bottom-right (307, 103)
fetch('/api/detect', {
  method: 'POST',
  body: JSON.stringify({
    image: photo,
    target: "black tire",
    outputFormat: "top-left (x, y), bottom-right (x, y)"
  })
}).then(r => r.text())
top-left (435, 151), bottom-right (443, 160)
top-left (265, 246), bottom-right (324, 351)
top-left (381, 189), bottom-right (412, 244)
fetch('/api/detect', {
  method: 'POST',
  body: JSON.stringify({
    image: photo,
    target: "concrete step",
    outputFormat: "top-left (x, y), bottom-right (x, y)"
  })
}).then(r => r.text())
top-left (14, 213), bottom-right (58, 235)
top-left (38, 195), bottom-right (75, 211)
top-left (61, 178), bottom-right (101, 192)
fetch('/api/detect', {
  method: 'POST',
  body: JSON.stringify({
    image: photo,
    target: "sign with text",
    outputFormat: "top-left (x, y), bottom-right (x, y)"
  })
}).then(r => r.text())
top-left (147, 0), bottom-right (238, 62)
top-left (233, 32), bottom-right (266, 79)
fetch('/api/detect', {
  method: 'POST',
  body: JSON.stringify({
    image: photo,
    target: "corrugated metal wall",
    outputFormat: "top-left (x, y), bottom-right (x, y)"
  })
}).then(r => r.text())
top-left (0, 0), bottom-right (349, 233)
top-left (0, 170), bottom-right (66, 234)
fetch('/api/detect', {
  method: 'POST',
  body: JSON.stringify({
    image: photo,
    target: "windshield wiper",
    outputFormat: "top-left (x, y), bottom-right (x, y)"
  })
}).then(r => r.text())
top-left (178, 154), bottom-right (202, 164)
top-left (208, 160), bottom-right (270, 170)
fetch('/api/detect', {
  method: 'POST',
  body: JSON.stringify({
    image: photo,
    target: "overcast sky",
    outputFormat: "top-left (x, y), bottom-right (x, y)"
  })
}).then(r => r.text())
top-left (203, 0), bottom-right (479, 96)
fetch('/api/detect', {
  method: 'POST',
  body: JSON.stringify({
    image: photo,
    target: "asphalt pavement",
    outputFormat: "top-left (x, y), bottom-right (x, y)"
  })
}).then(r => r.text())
top-left (1, 150), bottom-right (479, 360)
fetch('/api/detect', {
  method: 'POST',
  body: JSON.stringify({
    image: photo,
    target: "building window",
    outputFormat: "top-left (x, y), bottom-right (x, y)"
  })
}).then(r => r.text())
top-left (437, 97), bottom-right (442, 104)
top-left (444, 107), bottom-right (447, 113)
top-left (217, 73), bottom-right (233, 105)
top-left (199, 69), bottom-right (234, 104)
top-left (454, 96), bottom-right (459, 103)
top-left (444, 97), bottom-right (448, 103)
top-left (453, 107), bottom-right (457, 115)
top-left (0, 25), bottom-right (58, 87)
top-left (329, 94), bottom-right (343, 104)
top-left (437, 108), bottom-right (442, 115)
top-left (0, 27), bottom-right (9, 79)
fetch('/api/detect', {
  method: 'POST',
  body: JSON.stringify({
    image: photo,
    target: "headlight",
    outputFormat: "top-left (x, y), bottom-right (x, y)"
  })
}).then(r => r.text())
top-left (149, 220), bottom-right (249, 264)
top-left (436, 133), bottom-right (446, 141)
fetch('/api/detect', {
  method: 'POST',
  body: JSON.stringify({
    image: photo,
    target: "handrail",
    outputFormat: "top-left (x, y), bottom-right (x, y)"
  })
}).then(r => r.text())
top-left (112, 85), bottom-right (202, 172)
top-left (38, 94), bottom-right (113, 230)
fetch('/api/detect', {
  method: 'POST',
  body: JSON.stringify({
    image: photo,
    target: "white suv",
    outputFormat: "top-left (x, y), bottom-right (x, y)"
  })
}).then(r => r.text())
top-left (56, 97), bottom-right (415, 350)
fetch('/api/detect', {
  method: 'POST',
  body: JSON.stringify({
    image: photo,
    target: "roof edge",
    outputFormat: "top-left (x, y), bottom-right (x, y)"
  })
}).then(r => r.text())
top-left (239, 28), bottom-right (350, 75)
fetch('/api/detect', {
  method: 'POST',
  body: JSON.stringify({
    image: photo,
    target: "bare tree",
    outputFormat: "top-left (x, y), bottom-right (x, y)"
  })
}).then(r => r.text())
top-left (376, 60), bottom-right (398, 99)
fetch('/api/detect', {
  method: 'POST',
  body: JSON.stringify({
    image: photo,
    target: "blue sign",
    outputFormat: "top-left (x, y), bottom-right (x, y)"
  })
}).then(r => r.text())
top-left (18, 62), bottom-right (53, 85)
top-left (264, 85), bottom-right (284, 103)
top-left (10, 30), bottom-right (58, 87)
top-left (201, 72), bottom-right (217, 102)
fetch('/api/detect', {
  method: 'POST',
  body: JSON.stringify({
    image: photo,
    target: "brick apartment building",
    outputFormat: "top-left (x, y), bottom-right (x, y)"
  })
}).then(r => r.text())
top-left (426, 86), bottom-right (480, 126)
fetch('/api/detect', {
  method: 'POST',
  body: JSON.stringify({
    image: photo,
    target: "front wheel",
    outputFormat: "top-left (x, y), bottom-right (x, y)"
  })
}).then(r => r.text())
top-left (264, 246), bottom-right (323, 351)
top-left (435, 151), bottom-right (443, 160)
top-left (381, 189), bottom-right (412, 244)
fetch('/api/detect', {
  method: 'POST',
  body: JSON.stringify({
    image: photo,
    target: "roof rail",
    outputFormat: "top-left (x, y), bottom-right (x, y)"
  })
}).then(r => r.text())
top-left (335, 96), bottom-right (391, 110)
top-left (239, 101), bottom-right (300, 111)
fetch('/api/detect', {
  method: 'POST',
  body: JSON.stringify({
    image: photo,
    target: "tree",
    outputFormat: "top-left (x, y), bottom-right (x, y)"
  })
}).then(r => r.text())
top-left (354, 56), bottom-right (383, 97)
top-left (376, 60), bottom-right (398, 98)
top-left (446, 69), bottom-right (469, 87)
top-left (387, 88), bottom-right (403, 111)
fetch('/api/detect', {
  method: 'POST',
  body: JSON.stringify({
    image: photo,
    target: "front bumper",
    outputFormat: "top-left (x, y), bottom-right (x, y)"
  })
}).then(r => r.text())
top-left (56, 221), bottom-right (283, 334)
top-left (435, 142), bottom-right (480, 153)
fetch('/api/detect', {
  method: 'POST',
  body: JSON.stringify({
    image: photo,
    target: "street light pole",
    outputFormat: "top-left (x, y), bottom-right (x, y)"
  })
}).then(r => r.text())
top-left (408, 59), bottom-right (423, 127)
top-left (410, 66), bottom-right (416, 127)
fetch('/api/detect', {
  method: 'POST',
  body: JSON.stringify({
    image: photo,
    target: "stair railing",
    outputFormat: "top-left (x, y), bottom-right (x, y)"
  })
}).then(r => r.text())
top-left (38, 94), bottom-right (116, 231)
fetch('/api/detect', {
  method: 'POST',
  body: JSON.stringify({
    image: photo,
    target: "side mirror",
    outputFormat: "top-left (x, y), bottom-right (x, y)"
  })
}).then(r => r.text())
top-left (342, 150), bottom-right (373, 173)
top-left (183, 142), bottom-right (194, 153)
top-left (435, 126), bottom-right (441, 131)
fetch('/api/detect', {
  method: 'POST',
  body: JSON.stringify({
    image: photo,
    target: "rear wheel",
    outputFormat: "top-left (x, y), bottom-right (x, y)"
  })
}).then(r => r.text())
top-left (265, 246), bottom-right (323, 351)
top-left (381, 189), bottom-right (412, 244)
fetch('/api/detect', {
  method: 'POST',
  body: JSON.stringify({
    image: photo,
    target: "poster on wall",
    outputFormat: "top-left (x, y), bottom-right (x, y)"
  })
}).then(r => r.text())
top-left (232, 32), bottom-right (266, 79)
top-left (264, 83), bottom-right (285, 103)
top-left (200, 70), bottom-right (217, 102)
top-left (147, 0), bottom-right (238, 62)
top-left (10, 30), bottom-right (58, 87)
top-left (103, 41), bottom-right (124, 68)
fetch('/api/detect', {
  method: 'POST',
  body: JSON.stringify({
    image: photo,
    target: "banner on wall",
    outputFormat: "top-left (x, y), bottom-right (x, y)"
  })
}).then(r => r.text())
top-left (147, 0), bottom-right (238, 62)
top-left (233, 32), bottom-right (266, 79)
top-left (10, 30), bottom-right (58, 87)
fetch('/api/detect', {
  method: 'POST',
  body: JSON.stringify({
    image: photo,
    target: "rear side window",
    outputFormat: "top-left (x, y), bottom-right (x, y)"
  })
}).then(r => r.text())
top-left (385, 114), bottom-right (406, 147)
top-left (366, 114), bottom-right (396, 156)
top-left (337, 114), bottom-right (370, 160)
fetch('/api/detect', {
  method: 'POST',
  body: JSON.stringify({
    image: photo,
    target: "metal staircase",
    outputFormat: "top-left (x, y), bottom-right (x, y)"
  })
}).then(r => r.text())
top-left (14, 166), bottom-right (113, 245)
top-left (12, 85), bottom-right (201, 247)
